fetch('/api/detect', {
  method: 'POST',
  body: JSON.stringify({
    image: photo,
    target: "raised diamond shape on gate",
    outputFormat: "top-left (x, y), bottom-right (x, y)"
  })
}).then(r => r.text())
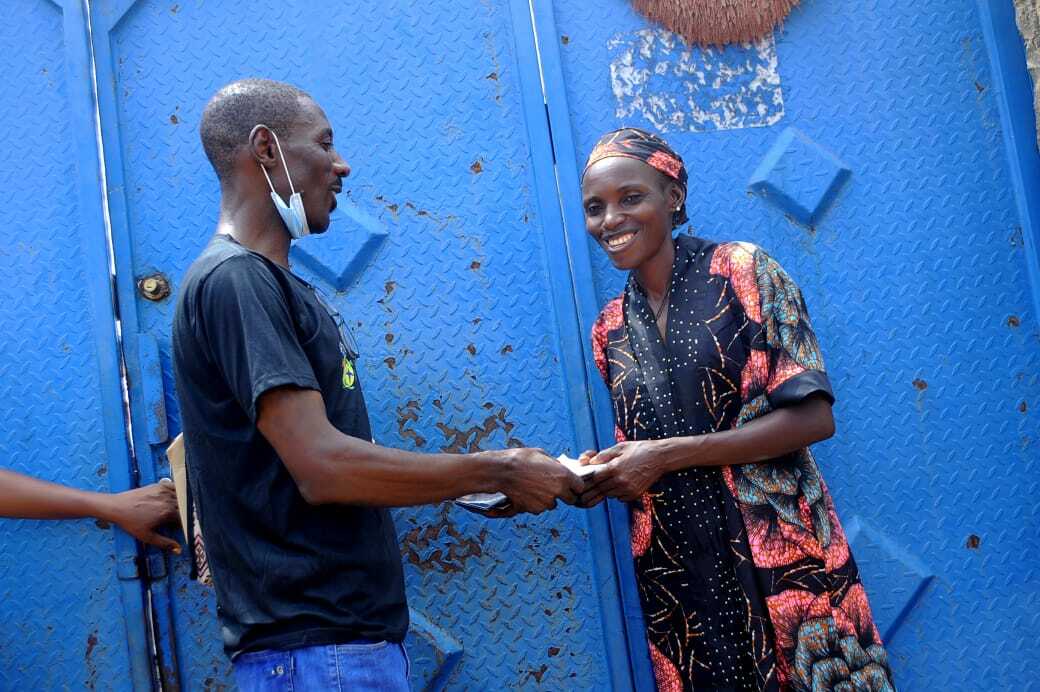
top-left (406, 608), bottom-right (464, 689)
top-left (290, 198), bottom-right (388, 292)
top-left (748, 127), bottom-right (851, 227)
top-left (844, 516), bottom-right (935, 644)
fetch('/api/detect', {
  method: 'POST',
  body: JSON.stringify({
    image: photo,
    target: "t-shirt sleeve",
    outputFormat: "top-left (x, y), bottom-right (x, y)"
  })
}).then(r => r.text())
top-left (197, 255), bottom-right (320, 421)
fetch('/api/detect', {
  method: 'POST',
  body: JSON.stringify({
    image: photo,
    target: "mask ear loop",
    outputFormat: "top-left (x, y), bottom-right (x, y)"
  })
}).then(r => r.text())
top-left (251, 124), bottom-right (297, 196)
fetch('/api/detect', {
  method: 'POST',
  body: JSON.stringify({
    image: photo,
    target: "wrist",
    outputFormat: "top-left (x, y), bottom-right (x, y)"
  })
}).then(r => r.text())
top-left (654, 435), bottom-right (708, 473)
top-left (470, 450), bottom-right (512, 495)
top-left (88, 491), bottom-right (120, 524)
top-left (651, 438), bottom-right (678, 474)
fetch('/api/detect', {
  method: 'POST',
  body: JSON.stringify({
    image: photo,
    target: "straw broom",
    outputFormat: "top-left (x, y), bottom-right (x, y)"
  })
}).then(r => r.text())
top-left (631, 0), bottom-right (800, 46)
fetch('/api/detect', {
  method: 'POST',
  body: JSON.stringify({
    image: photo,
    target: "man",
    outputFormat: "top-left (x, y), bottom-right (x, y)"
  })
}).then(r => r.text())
top-left (0, 470), bottom-right (179, 551)
top-left (172, 78), bottom-right (581, 691)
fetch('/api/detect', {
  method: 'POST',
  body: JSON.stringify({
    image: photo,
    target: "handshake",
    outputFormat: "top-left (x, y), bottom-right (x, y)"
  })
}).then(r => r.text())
top-left (458, 443), bottom-right (651, 517)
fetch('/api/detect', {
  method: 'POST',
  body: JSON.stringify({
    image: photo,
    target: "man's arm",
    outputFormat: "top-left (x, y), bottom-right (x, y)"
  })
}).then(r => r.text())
top-left (257, 386), bottom-right (583, 513)
top-left (0, 470), bottom-right (181, 550)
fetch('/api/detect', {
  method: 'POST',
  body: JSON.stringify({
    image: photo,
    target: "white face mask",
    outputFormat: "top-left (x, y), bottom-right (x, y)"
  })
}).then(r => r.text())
top-left (256, 126), bottom-right (310, 239)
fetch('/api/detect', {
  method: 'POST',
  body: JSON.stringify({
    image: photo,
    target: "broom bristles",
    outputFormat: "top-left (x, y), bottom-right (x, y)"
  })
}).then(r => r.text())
top-left (631, 0), bottom-right (800, 46)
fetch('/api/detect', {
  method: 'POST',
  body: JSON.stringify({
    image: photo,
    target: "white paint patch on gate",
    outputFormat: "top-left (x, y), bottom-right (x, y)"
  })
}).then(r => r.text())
top-left (607, 28), bottom-right (785, 133)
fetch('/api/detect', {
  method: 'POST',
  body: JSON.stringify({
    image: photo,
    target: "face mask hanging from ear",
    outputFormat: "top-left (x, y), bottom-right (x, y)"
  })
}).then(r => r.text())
top-left (255, 126), bottom-right (310, 239)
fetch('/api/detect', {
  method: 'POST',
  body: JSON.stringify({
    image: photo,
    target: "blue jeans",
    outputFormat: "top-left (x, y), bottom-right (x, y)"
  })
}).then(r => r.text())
top-left (232, 640), bottom-right (410, 691)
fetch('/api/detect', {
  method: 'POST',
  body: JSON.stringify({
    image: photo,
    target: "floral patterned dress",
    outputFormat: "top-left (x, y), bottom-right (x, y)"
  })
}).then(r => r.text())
top-left (591, 235), bottom-right (895, 691)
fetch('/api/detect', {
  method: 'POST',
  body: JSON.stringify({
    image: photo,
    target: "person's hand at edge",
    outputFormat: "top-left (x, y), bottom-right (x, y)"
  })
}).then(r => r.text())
top-left (102, 479), bottom-right (182, 552)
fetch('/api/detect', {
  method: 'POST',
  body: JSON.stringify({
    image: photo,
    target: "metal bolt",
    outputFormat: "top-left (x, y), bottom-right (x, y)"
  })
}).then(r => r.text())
top-left (138, 273), bottom-right (171, 302)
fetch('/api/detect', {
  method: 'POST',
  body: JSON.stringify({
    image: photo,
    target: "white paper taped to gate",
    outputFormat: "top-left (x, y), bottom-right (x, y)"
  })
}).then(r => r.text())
top-left (608, 28), bottom-right (785, 133)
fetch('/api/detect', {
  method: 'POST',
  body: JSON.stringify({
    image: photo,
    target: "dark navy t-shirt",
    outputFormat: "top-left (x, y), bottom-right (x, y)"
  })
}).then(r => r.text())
top-left (171, 234), bottom-right (407, 657)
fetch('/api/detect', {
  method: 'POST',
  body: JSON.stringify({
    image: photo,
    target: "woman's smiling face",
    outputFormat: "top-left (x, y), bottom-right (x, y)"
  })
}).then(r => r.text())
top-left (582, 156), bottom-right (684, 270)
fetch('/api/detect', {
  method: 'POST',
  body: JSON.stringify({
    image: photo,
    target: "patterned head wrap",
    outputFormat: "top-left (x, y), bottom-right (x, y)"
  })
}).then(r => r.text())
top-left (583, 127), bottom-right (689, 227)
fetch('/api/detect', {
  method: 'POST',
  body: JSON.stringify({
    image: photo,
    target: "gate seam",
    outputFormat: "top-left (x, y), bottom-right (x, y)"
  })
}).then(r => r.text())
top-left (82, 0), bottom-right (175, 688)
top-left (977, 0), bottom-right (1040, 330)
top-left (63, 0), bottom-right (158, 689)
top-left (507, 0), bottom-right (637, 688)
top-left (524, 0), bottom-right (656, 688)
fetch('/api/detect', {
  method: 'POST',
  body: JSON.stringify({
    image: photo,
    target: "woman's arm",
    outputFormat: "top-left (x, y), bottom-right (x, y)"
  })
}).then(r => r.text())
top-left (579, 394), bottom-right (834, 505)
top-left (0, 469), bottom-right (181, 551)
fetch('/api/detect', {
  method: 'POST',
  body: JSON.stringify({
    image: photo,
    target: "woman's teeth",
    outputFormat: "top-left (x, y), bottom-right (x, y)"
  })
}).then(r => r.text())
top-left (607, 232), bottom-right (636, 249)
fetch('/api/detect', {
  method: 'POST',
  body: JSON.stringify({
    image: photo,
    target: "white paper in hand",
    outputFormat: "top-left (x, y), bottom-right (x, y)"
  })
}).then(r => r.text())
top-left (556, 453), bottom-right (598, 479)
top-left (453, 453), bottom-right (597, 513)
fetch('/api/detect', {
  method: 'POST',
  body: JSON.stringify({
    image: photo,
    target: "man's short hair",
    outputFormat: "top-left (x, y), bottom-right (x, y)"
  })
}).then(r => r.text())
top-left (200, 78), bottom-right (311, 181)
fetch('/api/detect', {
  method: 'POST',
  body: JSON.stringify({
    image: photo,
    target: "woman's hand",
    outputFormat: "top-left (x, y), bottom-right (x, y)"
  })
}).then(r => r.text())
top-left (578, 440), bottom-right (668, 506)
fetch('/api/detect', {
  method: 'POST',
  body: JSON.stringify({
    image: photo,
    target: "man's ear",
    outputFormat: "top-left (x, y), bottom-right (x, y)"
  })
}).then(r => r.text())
top-left (249, 125), bottom-right (277, 168)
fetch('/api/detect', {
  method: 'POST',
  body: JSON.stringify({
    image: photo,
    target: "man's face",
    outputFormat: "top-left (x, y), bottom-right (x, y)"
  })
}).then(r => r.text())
top-left (271, 98), bottom-right (349, 234)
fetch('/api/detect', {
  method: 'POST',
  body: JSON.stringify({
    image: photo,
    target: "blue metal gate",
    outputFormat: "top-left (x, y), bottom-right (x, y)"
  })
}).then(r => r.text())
top-left (0, 1), bottom-right (154, 689)
top-left (2, 0), bottom-right (1039, 689)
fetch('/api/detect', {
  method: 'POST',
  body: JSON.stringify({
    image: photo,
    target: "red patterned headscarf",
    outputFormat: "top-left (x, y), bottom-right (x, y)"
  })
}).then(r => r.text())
top-left (583, 127), bottom-right (689, 226)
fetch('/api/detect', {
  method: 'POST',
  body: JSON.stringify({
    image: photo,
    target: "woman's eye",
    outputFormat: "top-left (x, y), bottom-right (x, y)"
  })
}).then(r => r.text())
top-left (321, 141), bottom-right (333, 151)
top-left (622, 194), bottom-right (643, 206)
top-left (585, 204), bottom-right (602, 216)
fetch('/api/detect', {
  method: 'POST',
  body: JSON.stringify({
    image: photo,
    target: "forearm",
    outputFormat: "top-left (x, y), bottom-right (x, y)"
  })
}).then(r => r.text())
top-left (258, 387), bottom-right (518, 507)
top-left (0, 469), bottom-right (115, 521)
top-left (655, 396), bottom-right (835, 473)
top-left (298, 434), bottom-right (504, 506)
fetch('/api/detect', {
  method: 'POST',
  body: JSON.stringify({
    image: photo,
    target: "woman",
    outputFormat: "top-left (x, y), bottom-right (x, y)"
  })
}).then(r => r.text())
top-left (578, 128), bottom-right (895, 691)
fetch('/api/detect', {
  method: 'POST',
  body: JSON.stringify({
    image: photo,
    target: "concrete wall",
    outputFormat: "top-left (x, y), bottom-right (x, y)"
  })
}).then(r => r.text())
top-left (1015, 0), bottom-right (1040, 146)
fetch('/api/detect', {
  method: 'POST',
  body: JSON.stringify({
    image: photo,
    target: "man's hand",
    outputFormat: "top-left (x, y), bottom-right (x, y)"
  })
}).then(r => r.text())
top-left (102, 479), bottom-right (181, 552)
top-left (486, 448), bottom-right (585, 517)
top-left (578, 440), bottom-right (667, 507)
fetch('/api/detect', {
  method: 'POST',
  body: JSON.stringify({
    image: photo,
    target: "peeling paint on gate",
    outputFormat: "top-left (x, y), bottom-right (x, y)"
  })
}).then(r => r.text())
top-left (400, 504), bottom-right (490, 573)
top-left (607, 28), bottom-right (784, 132)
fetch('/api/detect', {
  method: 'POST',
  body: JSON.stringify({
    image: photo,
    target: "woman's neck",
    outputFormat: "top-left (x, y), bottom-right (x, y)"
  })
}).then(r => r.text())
top-left (635, 235), bottom-right (675, 300)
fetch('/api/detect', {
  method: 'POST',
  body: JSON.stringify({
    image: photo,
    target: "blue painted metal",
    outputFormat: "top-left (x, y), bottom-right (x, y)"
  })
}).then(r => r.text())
top-left (507, 0), bottom-right (636, 686)
top-left (843, 516), bottom-right (936, 645)
top-left (748, 126), bottom-right (852, 227)
top-left (136, 331), bottom-right (169, 445)
top-left (538, 0), bottom-right (1040, 689)
top-left (978, 0), bottom-right (1040, 339)
top-left (528, 1), bottom-right (657, 689)
top-left (89, 0), bottom-right (636, 689)
top-left (291, 199), bottom-right (390, 292)
top-left (84, 1), bottom-right (236, 686)
top-left (0, 0), bottom-right (153, 689)
top-left (406, 607), bottom-right (464, 690)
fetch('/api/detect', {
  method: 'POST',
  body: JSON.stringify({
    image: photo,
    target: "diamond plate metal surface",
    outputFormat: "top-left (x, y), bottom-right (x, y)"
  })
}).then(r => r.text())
top-left (98, 0), bottom-right (616, 689)
top-left (844, 516), bottom-right (936, 644)
top-left (551, 0), bottom-right (1040, 688)
top-left (290, 200), bottom-right (390, 292)
top-left (748, 126), bottom-right (852, 227)
top-left (0, 1), bottom-right (139, 690)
